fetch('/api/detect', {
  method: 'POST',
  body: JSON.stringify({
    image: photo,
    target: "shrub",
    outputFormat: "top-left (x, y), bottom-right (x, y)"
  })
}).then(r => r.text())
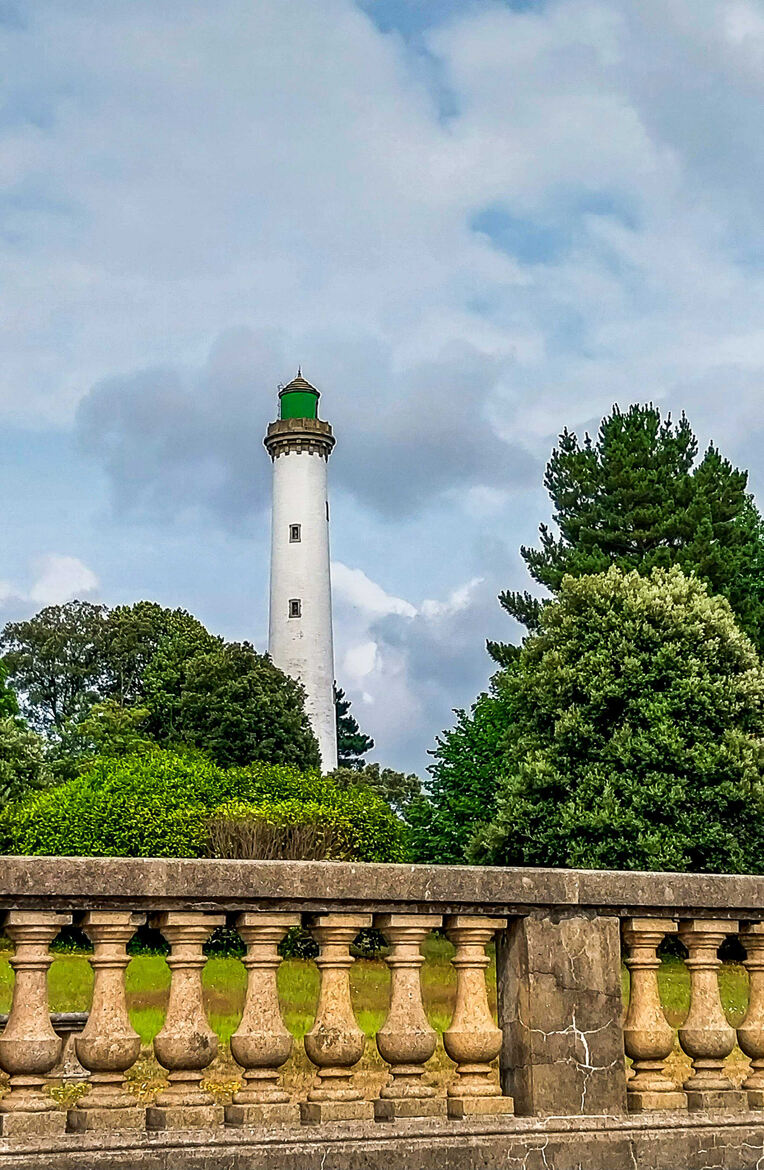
top-left (473, 567), bottom-right (764, 873)
top-left (0, 748), bottom-right (406, 862)
top-left (205, 800), bottom-right (356, 860)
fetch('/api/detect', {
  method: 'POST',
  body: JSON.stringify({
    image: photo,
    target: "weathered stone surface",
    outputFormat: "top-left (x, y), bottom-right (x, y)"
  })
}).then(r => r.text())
top-left (145, 1103), bottom-right (225, 1131)
top-left (299, 1099), bottom-right (374, 1124)
top-left (224, 1101), bottom-right (300, 1127)
top-left (2, 855), bottom-right (764, 919)
top-left (498, 911), bottom-right (627, 1117)
top-left (3, 1113), bottom-right (764, 1170)
top-left (373, 1096), bottom-right (447, 1121)
top-left (0, 1108), bottom-right (67, 1138)
top-left (446, 1095), bottom-right (514, 1119)
top-left (67, 1104), bottom-right (145, 1133)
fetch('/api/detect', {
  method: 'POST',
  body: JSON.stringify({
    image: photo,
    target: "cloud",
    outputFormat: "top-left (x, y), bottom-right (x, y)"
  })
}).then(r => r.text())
top-left (76, 327), bottom-right (539, 522)
top-left (0, 554), bottom-right (99, 619)
top-left (332, 563), bottom-right (515, 772)
top-left (332, 562), bottom-right (416, 618)
top-left (2, 0), bottom-right (764, 770)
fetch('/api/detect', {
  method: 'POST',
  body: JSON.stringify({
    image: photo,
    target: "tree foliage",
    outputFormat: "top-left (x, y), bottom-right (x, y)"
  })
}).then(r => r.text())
top-left (335, 686), bottom-right (374, 769)
top-left (474, 567), bottom-right (764, 873)
top-left (0, 749), bottom-right (404, 862)
top-left (1, 600), bottom-right (319, 771)
top-left (0, 717), bottom-right (51, 805)
top-left (489, 405), bottom-right (764, 660)
top-left (330, 761), bottom-right (422, 818)
top-left (161, 640), bottom-right (320, 771)
top-left (1, 601), bottom-right (109, 734)
top-left (407, 687), bottom-right (516, 864)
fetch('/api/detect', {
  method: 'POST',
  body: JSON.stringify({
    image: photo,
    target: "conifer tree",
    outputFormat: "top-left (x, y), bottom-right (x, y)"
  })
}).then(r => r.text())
top-left (488, 404), bottom-right (764, 660)
top-left (334, 686), bottom-right (374, 769)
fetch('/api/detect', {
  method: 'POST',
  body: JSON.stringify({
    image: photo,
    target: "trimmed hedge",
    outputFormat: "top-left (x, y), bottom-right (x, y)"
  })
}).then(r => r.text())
top-left (0, 748), bottom-right (405, 862)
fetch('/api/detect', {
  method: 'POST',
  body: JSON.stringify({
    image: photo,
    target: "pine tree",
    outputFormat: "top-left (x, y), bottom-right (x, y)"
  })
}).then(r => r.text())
top-left (334, 686), bottom-right (374, 769)
top-left (489, 404), bottom-right (764, 660)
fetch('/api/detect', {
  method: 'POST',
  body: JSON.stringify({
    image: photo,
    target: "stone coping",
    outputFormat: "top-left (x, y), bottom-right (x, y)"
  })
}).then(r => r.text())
top-left (0, 857), bottom-right (761, 918)
top-left (1, 1113), bottom-right (764, 1170)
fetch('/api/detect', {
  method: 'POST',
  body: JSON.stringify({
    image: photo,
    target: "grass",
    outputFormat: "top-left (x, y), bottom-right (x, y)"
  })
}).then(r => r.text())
top-left (0, 940), bottom-right (751, 1103)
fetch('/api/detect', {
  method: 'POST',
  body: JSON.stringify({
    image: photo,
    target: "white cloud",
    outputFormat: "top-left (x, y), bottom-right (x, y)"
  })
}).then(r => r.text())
top-left (28, 554), bottom-right (99, 606)
top-left (421, 577), bottom-right (483, 619)
top-left (332, 562), bottom-right (416, 618)
top-left (1, 554), bottom-right (99, 613)
top-left (342, 640), bottom-right (378, 681)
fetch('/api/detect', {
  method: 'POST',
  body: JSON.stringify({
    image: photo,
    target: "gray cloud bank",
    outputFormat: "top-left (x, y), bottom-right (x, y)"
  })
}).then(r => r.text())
top-left (76, 326), bottom-right (538, 524)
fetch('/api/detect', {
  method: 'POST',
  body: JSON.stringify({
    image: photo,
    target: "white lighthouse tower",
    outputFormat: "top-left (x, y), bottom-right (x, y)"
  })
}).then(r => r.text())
top-left (264, 373), bottom-right (338, 771)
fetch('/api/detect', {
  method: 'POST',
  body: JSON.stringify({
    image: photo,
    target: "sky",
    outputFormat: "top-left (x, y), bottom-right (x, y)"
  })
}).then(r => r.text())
top-left (1, 0), bottom-right (763, 774)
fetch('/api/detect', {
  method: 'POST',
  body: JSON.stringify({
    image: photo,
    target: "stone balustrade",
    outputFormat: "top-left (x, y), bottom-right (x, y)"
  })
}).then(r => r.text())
top-left (0, 858), bottom-right (763, 1168)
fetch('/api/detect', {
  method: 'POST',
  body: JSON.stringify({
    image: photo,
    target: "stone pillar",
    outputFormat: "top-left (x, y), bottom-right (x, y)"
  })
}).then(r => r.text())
top-left (739, 923), bottom-right (764, 1109)
top-left (443, 915), bottom-right (513, 1119)
top-left (677, 919), bottom-right (745, 1112)
top-left (374, 913), bottom-right (445, 1121)
top-left (0, 910), bottom-right (70, 1137)
top-left (497, 911), bottom-right (626, 1117)
top-left (146, 911), bottom-right (225, 1131)
top-left (622, 917), bottom-right (686, 1112)
top-left (68, 911), bottom-right (143, 1132)
top-left (301, 913), bottom-right (374, 1124)
top-left (225, 911), bottom-right (301, 1128)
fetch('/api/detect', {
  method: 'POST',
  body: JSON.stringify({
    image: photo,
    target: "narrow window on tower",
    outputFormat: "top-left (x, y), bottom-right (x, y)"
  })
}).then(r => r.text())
top-left (289, 523), bottom-right (301, 542)
top-left (326, 500), bottom-right (329, 521)
top-left (289, 598), bottom-right (301, 618)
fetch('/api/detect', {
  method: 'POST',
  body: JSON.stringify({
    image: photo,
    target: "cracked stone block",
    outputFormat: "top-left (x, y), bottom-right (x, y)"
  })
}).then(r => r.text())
top-left (497, 911), bottom-right (628, 1118)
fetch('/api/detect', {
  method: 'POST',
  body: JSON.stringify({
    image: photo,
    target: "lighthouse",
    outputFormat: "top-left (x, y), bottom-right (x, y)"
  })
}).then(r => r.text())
top-left (264, 373), bottom-right (338, 771)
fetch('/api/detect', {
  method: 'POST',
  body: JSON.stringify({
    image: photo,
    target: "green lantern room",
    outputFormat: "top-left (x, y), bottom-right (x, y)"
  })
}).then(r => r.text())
top-left (279, 372), bottom-right (320, 420)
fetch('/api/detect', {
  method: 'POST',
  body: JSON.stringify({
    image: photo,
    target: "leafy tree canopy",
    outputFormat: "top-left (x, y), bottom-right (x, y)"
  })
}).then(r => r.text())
top-left (407, 687), bottom-right (517, 864)
top-left (335, 686), bottom-right (374, 769)
top-left (1, 600), bottom-right (319, 772)
top-left (330, 762), bottom-right (422, 818)
top-left (0, 717), bottom-right (51, 805)
top-left (0, 663), bottom-right (18, 719)
top-left (489, 405), bottom-right (764, 661)
top-left (475, 567), bottom-right (764, 873)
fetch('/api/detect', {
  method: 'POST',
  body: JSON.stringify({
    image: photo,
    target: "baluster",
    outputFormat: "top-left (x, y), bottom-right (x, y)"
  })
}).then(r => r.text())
top-left (68, 911), bottom-right (143, 1132)
top-left (374, 913), bottom-right (445, 1121)
top-left (677, 919), bottom-right (745, 1112)
top-left (225, 911), bottom-right (300, 1127)
top-left (146, 911), bottom-right (225, 1131)
top-left (443, 915), bottom-right (512, 1118)
top-left (622, 917), bottom-right (686, 1111)
top-left (0, 910), bottom-right (70, 1137)
top-left (738, 923), bottom-right (764, 1108)
top-left (301, 913), bottom-right (374, 1124)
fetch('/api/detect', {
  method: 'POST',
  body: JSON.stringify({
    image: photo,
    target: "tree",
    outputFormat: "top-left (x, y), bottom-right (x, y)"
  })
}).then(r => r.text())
top-left (330, 762), bottom-right (422, 818)
top-left (2, 599), bottom-right (320, 772)
top-left (335, 686), bottom-right (374, 768)
top-left (407, 687), bottom-right (516, 864)
top-left (103, 601), bottom-right (215, 706)
top-left (0, 717), bottom-right (51, 804)
top-left (74, 700), bottom-right (153, 760)
top-left (489, 405), bottom-right (764, 660)
top-left (1, 601), bottom-right (109, 734)
top-left (474, 567), bottom-right (764, 873)
top-left (159, 640), bottom-right (321, 771)
top-left (0, 663), bottom-right (18, 719)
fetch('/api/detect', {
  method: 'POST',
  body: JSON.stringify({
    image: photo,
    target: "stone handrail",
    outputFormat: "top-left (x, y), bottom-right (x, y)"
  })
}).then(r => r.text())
top-left (0, 857), bottom-right (763, 1169)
